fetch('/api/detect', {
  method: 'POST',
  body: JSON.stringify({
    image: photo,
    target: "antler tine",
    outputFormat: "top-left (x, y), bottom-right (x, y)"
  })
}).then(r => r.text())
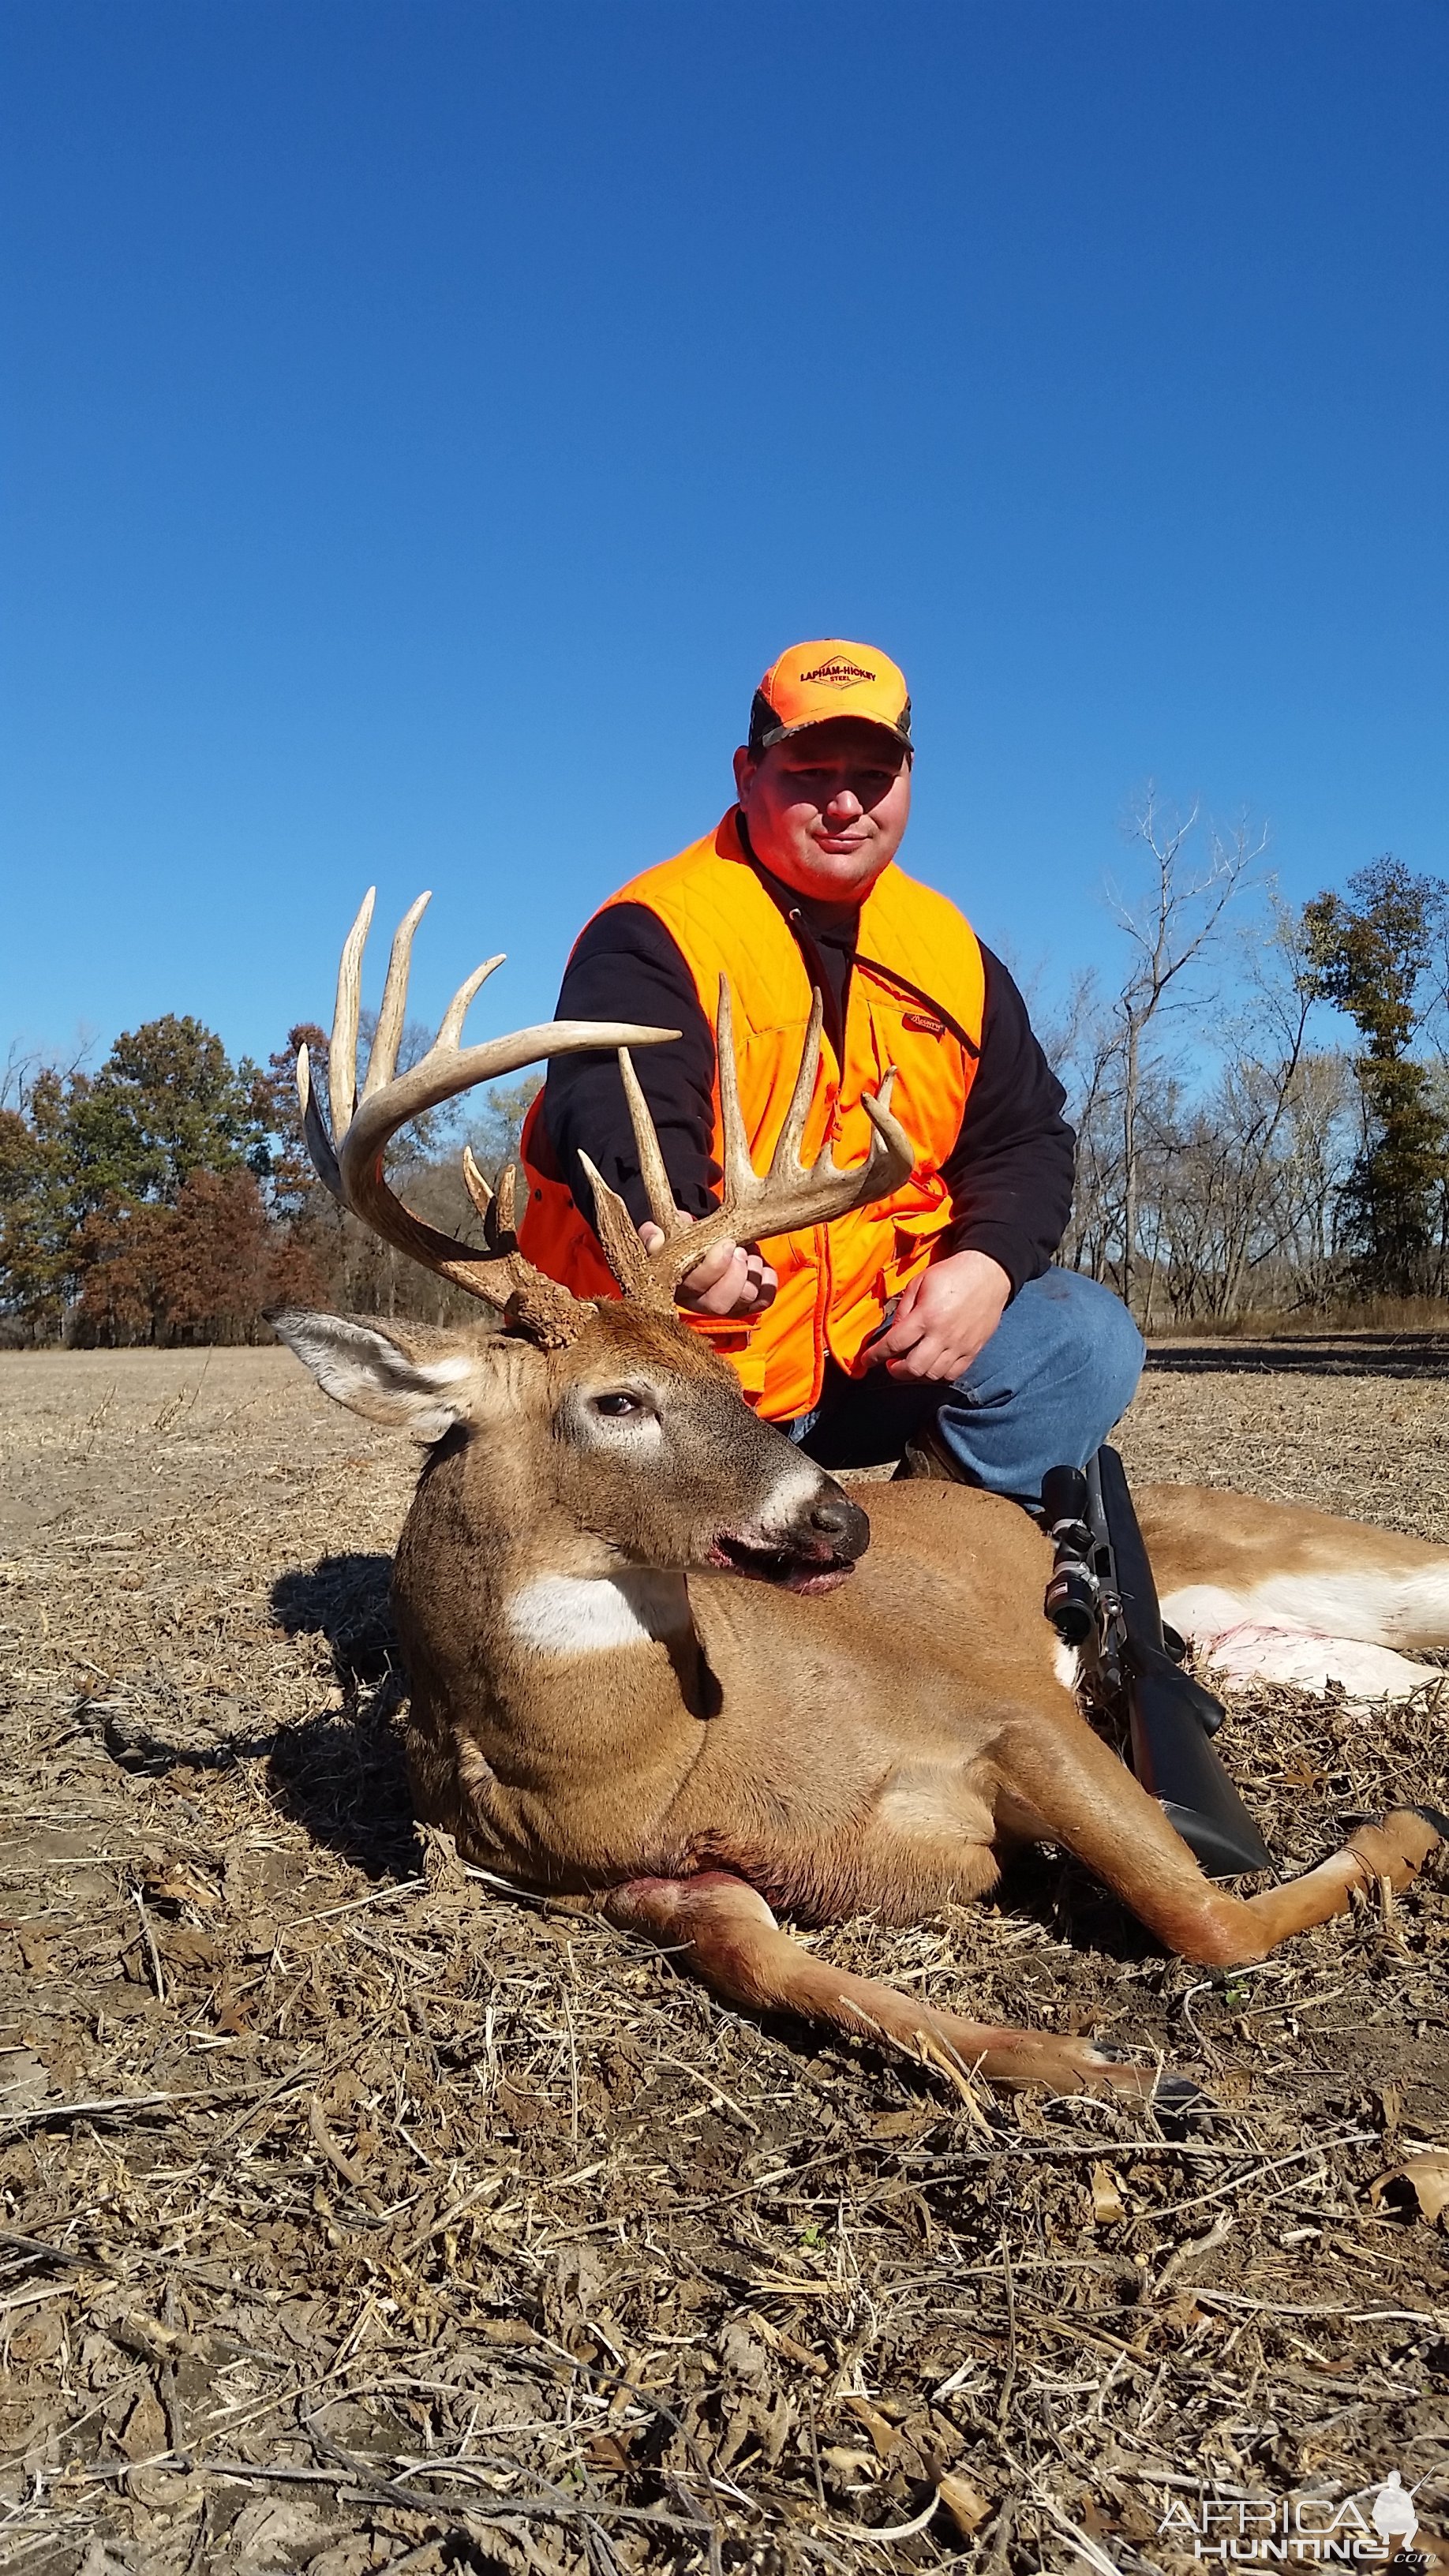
top-left (631, 975), bottom-right (919, 1301)
top-left (768, 983), bottom-right (824, 1180)
top-left (438, 953), bottom-right (506, 1051)
top-left (578, 1151), bottom-right (659, 1303)
top-left (330, 886), bottom-right (375, 1142)
top-left (492, 1163), bottom-right (519, 1244)
top-left (362, 889), bottom-right (431, 1102)
top-left (713, 978), bottom-right (758, 1205)
top-left (295, 890), bottom-right (682, 1326)
top-left (297, 1043), bottom-right (342, 1200)
top-left (617, 1047), bottom-right (690, 1237)
top-left (461, 1150), bottom-right (521, 1252)
top-left (460, 1142), bottom-right (494, 1228)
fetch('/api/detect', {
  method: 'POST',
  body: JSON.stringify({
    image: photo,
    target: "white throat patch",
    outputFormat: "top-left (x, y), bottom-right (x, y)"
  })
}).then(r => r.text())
top-left (505, 1571), bottom-right (691, 1659)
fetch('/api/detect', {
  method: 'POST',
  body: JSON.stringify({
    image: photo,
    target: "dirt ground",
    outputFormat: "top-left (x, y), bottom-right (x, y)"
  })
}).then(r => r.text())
top-left (1, 1342), bottom-right (1446, 2575)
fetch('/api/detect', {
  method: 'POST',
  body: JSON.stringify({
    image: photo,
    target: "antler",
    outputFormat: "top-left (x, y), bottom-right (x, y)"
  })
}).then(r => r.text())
top-left (578, 977), bottom-right (916, 1313)
top-left (298, 889), bottom-right (679, 1340)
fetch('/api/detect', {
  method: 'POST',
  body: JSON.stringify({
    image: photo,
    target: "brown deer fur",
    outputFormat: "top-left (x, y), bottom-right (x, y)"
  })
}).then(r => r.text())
top-left (273, 893), bottom-right (1444, 2103)
top-left (275, 1297), bottom-right (1445, 2102)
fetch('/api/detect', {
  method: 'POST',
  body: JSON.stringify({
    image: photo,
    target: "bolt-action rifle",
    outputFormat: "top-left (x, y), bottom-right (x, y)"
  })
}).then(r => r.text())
top-left (1041, 1447), bottom-right (1271, 1878)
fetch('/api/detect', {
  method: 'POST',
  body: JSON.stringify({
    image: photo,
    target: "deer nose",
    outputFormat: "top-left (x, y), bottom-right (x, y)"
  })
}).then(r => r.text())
top-left (809, 1492), bottom-right (870, 1557)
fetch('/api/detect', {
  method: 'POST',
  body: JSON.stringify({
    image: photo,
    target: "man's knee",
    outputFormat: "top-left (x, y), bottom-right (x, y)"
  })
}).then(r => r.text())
top-left (994, 1267), bottom-right (1143, 1413)
top-left (930, 1268), bottom-right (1144, 1498)
top-left (1043, 1268), bottom-right (1144, 1419)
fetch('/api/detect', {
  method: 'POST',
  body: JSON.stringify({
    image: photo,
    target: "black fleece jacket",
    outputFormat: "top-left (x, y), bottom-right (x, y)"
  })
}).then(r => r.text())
top-left (537, 846), bottom-right (1076, 1300)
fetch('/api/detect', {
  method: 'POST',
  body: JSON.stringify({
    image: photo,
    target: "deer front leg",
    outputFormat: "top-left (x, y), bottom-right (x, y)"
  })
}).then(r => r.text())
top-left (605, 1870), bottom-right (1156, 2099)
top-left (997, 1710), bottom-right (1445, 1967)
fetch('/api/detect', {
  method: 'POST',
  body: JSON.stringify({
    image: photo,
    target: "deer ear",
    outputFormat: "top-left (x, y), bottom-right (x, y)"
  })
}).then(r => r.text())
top-left (268, 1310), bottom-right (485, 1441)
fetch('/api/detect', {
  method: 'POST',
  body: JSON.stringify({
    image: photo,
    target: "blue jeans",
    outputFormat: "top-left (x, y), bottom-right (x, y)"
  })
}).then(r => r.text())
top-left (786, 1267), bottom-right (1144, 1511)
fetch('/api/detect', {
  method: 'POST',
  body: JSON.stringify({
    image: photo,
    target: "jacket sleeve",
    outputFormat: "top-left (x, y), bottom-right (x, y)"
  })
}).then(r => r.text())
top-left (939, 946), bottom-right (1076, 1294)
top-left (538, 904), bottom-right (719, 1228)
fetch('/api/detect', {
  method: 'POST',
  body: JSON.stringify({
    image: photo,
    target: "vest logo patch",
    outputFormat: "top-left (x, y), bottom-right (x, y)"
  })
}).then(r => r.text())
top-left (800, 656), bottom-right (877, 687)
top-left (903, 1009), bottom-right (946, 1037)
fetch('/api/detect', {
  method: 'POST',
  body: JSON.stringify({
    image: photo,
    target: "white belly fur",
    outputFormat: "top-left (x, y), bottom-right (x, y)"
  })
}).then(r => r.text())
top-left (1159, 1582), bottom-right (1438, 1699)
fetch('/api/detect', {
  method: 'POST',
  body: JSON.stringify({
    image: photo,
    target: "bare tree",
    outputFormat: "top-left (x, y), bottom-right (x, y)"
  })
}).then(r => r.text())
top-left (0, 1032), bottom-right (92, 1115)
top-left (1108, 789), bottom-right (1267, 1315)
top-left (1137, 1040), bottom-right (1356, 1323)
top-left (1055, 979), bottom-right (1130, 1284)
top-left (1208, 900), bottom-right (1323, 1316)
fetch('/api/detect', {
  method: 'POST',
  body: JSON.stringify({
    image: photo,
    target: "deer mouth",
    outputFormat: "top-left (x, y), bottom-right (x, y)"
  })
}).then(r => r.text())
top-left (706, 1531), bottom-right (857, 1595)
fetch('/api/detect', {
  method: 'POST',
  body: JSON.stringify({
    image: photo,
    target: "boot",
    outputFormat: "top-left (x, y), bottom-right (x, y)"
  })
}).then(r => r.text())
top-left (893, 1421), bottom-right (964, 1481)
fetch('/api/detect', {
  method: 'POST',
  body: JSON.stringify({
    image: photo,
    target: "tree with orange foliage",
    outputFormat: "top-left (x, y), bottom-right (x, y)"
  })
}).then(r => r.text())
top-left (77, 1167), bottom-right (331, 1346)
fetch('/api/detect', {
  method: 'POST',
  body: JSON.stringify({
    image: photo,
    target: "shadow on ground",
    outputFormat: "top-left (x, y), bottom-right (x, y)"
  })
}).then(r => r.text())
top-left (97, 1553), bottom-right (423, 1880)
top-left (1146, 1331), bottom-right (1449, 1378)
top-left (270, 1550), bottom-right (399, 1681)
top-left (265, 1551), bottom-right (422, 1880)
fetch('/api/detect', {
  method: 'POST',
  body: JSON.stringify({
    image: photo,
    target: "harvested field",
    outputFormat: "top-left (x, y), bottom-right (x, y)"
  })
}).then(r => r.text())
top-left (1, 1342), bottom-right (1446, 2574)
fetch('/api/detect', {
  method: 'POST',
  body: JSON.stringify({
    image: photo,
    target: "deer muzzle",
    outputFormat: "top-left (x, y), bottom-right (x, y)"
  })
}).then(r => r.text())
top-left (708, 1482), bottom-right (870, 1596)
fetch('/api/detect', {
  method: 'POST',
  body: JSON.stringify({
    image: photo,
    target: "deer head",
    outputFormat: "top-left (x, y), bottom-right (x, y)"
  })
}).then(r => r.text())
top-left (272, 891), bottom-right (916, 1593)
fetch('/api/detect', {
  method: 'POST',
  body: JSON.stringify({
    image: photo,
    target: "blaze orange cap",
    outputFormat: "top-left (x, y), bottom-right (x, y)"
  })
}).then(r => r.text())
top-left (748, 638), bottom-right (912, 757)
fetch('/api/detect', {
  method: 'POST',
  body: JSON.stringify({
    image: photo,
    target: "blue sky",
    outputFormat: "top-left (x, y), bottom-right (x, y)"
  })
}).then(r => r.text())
top-left (3, 2), bottom-right (1447, 1075)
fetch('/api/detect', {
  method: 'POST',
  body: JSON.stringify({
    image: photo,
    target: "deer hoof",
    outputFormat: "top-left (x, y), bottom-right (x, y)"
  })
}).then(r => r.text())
top-left (1070, 2047), bottom-right (1213, 2128)
top-left (1150, 2070), bottom-right (1216, 2136)
top-left (1055, 2041), bottom-right (1158, 2101)
top-left (1347, 1808), bottom-right (1443, 1890)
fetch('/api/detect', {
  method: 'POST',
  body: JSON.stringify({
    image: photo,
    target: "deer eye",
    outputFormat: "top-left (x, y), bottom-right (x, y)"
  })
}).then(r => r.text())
top-left (593, 1391), bottom-right (642, 1417)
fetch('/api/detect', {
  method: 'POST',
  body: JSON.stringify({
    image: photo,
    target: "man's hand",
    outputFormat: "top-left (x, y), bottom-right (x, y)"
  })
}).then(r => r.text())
top-left (864, 1249), bottom-right (1012, 1382)
top-left (638, 1215), bottom-right (778, 1319)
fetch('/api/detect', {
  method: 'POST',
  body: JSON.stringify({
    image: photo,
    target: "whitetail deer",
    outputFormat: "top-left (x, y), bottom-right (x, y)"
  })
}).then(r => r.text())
top-left (273, 892), bottom-right (1447, 2102)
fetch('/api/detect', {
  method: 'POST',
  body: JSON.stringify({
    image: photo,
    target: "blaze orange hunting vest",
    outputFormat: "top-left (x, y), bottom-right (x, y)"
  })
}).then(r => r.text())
top-left (518, 811), bottom-right (987, 1420)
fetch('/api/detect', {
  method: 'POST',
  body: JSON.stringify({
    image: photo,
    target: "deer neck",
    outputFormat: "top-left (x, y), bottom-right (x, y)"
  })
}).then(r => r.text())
top-left (395, 1437), bottom-right (713, 1751)
top-left (500, 1563), bottom-right (694, 1663)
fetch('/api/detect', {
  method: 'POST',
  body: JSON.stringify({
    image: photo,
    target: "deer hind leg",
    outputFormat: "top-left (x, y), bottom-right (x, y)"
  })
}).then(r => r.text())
top-left (998, 1710), bottom-right (1445, 1968)
top-left (605, 1870), bottom-right (1157, 2099)
top-left (1158, 1588), bottom-right (1440, 1698)
top-left (1140, 1485), bottom-right (1449, 1695)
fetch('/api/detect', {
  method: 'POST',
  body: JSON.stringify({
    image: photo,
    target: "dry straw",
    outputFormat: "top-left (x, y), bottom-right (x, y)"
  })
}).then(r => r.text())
top-left (0, 1343), bottom-right (1445, 2571)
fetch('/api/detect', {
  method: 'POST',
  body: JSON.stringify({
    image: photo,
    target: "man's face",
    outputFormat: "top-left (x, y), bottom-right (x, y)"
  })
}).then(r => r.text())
top-left (732, 717), bottom-right (912, 903)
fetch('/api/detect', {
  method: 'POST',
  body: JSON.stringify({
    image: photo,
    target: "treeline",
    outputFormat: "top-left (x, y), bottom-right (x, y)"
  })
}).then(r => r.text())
top-left (1052, 802), bottom-right (1449, 1324)
top-left (0, 1007), bottom-right (540, 1347)
top-left (4, 809), bottom-right (1449, 1345)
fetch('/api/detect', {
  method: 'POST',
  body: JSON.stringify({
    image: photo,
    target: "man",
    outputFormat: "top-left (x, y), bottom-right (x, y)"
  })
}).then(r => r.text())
top-left (518, 638), bottom-right (1142, 1505)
